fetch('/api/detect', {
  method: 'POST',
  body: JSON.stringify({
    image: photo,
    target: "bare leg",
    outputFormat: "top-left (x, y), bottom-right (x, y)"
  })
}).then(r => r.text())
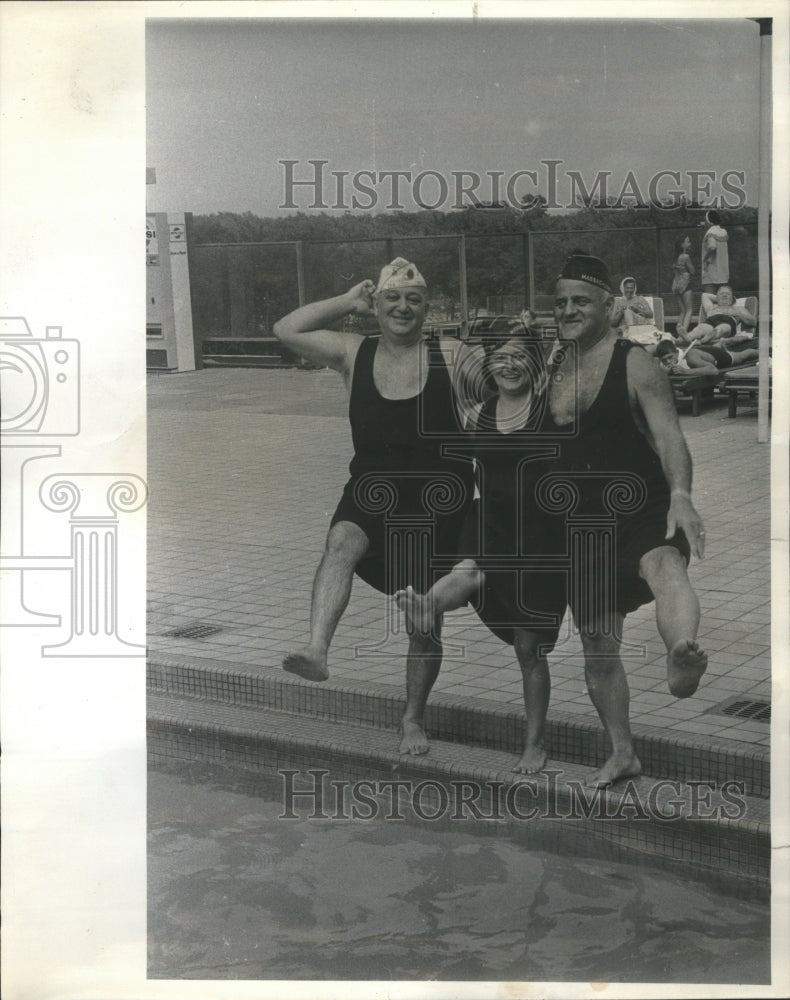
top-left (283, 521), bottom-right (369, 682)
top-left (686, 322), bottom-right (715, 345)
top-left (579, 615), bottom-right (642, 788)
top-left (395, 559), bottom-right (482, 636)
top-left (639, 545), bottom-right (708, 698)
top-left (728, 347), bottom-right (759, 365)
top-left (399, 620), bottom-right (443, 755)
top-left (512, 628), bottom-right (551, 774)
top-left (680, 289), bottom-right (694, 335)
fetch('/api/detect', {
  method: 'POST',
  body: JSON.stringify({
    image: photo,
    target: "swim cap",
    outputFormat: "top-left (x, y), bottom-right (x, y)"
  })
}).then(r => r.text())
top-left (558, 253), bottom-right (612, 293)
top-left (376, 257), bottom-right (427, 293)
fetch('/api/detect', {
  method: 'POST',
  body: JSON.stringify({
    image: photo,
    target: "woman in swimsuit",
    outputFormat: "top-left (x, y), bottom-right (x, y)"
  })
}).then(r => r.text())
top-left (671, 236), bottom-right (695, 340)
top-left (396, 318), bottom-right (566, 774)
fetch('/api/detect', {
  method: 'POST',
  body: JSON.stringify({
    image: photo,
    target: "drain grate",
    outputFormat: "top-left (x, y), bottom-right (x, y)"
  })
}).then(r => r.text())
top-left (163, 622), bottom-right (223, 640)
top-left (715, 698), bottom-right (771, 723)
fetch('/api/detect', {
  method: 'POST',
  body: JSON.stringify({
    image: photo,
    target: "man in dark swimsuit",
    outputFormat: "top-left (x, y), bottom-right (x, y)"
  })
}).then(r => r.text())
top-left (273, 259), bottom-right (477, 755)
top-left (547, 254), bottom-right (709, 787)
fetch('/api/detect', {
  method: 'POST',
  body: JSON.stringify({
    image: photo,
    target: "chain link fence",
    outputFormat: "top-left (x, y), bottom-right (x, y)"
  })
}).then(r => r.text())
top-left (190, 223), bottom-right (759, 362)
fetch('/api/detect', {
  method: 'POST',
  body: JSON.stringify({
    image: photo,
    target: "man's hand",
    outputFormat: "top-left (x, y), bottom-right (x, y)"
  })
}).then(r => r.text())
top-left (344, 280), bottom-right (376, 316)
top-left (666, 494), bottom-right (705, 559)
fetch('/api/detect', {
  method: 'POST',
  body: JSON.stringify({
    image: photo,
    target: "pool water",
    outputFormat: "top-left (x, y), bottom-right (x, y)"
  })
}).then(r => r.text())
top-left (148, 761), bottom-right (770, 983)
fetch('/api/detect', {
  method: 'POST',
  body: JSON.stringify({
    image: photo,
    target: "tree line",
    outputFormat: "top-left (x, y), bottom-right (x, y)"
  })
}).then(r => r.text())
top-left (189, 202), bottom-right (759, 339)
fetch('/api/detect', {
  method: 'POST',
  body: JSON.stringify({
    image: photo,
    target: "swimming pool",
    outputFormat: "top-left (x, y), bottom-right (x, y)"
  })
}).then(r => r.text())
top-left (148, 760), bottom-right (770, 983)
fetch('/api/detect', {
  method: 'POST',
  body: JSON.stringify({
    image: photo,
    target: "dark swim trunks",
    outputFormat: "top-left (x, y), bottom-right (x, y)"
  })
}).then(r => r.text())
top-left (704, 313), bottom-right (738, 338)
top-left (694, 344), bottom-right (734, 369)
top-left (331, 335), bottom-right (474, 595)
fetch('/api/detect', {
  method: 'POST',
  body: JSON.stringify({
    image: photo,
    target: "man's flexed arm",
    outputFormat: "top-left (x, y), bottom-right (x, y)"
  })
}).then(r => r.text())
top-left (627, 349), bottom-right (706, 558)
top-left (273, 280), bottom-right (376, 374)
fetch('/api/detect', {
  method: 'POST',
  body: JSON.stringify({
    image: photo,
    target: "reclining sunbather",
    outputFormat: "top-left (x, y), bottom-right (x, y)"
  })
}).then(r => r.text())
top-left (682, 284), bottom-right (757, 350)
top-left (655, 338), bottom-right (757, 375)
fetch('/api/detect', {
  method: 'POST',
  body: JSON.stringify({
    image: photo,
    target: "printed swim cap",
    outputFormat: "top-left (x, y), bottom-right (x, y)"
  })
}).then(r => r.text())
top-left (558, 253), bottom-right (612, 293)
top-left (376, 257), bottom-right (427, 293)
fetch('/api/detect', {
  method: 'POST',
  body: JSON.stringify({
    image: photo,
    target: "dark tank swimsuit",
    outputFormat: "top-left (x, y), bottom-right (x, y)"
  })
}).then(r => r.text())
top-left (466, 390), bottom-right (567, 648)
top-left (542, 338), bottom-right (690, 622)
top-left (331, 335), bottom-right (474, 595)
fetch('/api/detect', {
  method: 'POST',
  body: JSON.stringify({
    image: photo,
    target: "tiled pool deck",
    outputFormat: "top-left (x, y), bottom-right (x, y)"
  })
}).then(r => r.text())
top-left (147, 366), bottom-right (771, 750)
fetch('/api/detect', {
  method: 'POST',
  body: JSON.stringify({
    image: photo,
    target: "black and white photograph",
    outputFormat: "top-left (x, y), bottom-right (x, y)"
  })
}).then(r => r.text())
top-left (2, 3), bottom-right (789, 998)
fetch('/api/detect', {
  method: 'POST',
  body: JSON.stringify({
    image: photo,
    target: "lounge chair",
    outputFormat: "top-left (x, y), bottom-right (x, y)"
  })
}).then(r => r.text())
top-left (722, 363), bottom-right (771, 419)
top-left (669, 296), bottom-right (760, 416)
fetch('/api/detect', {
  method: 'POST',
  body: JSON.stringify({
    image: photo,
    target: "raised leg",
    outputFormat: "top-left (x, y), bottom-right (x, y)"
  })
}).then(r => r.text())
top-left (395, 558), bottom-right (482, 637)
top-left (283, 520), bottom-right (369, 681)
top-left (512, 628), bottom-right (551, 774)
top-left (639, 545), bottom-right (707, 698)
top-left (579, 614), bottom-right (642, 788)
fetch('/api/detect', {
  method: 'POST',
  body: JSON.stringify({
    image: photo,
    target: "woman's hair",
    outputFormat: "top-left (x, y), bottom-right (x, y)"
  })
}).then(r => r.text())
top-left (477, 317), bottom-right (542, 362)
top-left (675, 237), bottom-right (690, 255)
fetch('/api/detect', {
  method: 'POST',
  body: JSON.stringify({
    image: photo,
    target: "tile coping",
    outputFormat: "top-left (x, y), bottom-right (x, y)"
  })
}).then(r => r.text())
top-left (147, 652), bottom-right (769, 797)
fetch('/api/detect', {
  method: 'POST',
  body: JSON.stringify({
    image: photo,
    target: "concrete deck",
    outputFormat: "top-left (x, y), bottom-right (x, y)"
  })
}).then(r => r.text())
top-left (147, 366), bottom-right (771, 750)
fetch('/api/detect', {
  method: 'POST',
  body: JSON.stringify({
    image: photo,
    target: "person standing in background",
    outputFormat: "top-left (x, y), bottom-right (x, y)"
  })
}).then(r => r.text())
top-left (672, 236), bottom-right (696, 340)
top-left (700, 210), bottom-right (729, 294)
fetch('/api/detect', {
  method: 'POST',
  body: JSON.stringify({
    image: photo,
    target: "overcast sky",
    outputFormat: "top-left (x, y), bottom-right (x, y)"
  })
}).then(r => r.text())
top-left (146, 16), bottom-right (763, 215)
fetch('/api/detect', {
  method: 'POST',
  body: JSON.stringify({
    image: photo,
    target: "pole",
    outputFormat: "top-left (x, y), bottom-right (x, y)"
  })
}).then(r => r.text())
top-left (757, 19), bottom-right (772, 444)
top-left (527, 231), bottom-right (535, 308)
top-left (295, 240), bottom-right (306, 307)
top-left (458, 235), bottom-right (469, 340)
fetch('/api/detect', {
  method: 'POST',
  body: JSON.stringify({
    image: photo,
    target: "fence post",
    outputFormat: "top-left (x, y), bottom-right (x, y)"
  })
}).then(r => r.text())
top-left (295, 241), bottom-right (306, 307)
top-left (527, 231), bottom-right (535, 308)
top-left (655, 226), bottom-right (661, 297)
top-left (757, 20), bottom-right (771, 444)
top-left (458, 235), bottom-right (469, 339)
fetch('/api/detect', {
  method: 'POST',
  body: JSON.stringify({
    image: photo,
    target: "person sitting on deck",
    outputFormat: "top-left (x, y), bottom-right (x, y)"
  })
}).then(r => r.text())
top-left (611, 277), bottom-right (664, 352)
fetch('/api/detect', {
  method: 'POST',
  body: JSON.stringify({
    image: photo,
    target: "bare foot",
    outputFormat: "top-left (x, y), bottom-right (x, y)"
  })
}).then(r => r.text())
top-left (667, 639), bottom-right (708, 699)
top-left (513, 745), bottom-right (547, 774)
top-left (399, 719), bottom-right (429, 755)
top-left (394, 585), bottom-right (434, 636)
top-left (282, 648), bottom-right (329, 682)
top-left (585, 750), bottom-right (642, 789)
